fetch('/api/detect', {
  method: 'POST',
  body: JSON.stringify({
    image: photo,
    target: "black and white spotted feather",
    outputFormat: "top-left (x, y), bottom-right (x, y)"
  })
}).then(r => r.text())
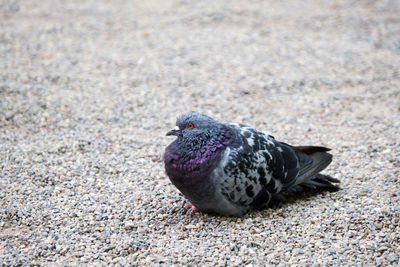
top-left (164, 112), bottom-right (340, 217)
top-left (218, 124), bottom-right (338, 216)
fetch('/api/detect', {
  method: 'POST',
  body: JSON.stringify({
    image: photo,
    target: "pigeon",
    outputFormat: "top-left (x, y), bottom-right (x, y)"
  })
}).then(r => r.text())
top-left (163, 112), bottom-right (340, 216)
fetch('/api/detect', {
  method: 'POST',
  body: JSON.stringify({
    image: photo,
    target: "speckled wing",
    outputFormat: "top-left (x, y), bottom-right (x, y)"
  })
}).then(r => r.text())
top-left (219, 124), bottom-right (302, 209)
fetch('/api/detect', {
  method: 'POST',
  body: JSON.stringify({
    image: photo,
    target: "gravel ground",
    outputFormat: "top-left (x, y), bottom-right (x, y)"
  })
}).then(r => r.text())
top-left (1, 0), bottom-right (400, 265)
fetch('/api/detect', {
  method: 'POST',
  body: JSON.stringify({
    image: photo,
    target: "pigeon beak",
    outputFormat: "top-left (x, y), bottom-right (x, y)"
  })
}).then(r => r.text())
top-left (166, 128), bottom-right (181, 137)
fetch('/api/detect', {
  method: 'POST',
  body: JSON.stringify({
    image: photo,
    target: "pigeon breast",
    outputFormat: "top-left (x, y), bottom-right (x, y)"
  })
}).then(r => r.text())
top-left (164, 127), bottom-right (232, 186)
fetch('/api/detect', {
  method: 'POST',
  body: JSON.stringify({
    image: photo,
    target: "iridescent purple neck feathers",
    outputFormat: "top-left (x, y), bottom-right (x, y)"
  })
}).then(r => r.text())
top-left (164, 127), bottom-right (232, 184)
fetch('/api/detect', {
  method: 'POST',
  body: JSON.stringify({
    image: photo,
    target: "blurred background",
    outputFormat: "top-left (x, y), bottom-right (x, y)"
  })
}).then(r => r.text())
top-left (1, 0), bottom-right (399, 265)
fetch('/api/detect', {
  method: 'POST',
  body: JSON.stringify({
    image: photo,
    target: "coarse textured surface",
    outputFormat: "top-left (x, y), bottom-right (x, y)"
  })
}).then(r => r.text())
top-left (1, 0), bottom-right (399, 265)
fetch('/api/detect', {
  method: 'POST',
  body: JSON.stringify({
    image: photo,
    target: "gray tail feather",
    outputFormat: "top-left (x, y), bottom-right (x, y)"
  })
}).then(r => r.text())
top-left (288, 174), bottom-right (340, 192)
top-left (290, 146), bottom-right (340, 191)
top-left (299, 174), bottom-right (340, 191)
top-left (294, 151), bottom-right (333, 185)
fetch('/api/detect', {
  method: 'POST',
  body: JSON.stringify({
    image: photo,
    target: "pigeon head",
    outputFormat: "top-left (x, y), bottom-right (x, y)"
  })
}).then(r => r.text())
top-left (166, 112), bottom-right (219, 141)
top-left (164, 112), bottom-right (232, 186)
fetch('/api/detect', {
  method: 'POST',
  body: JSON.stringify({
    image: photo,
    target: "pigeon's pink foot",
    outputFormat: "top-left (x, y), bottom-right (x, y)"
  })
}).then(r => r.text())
top-left (190, 207), bottom-right (198, 214)
top-left (184, 203), bottom-right (198, 214)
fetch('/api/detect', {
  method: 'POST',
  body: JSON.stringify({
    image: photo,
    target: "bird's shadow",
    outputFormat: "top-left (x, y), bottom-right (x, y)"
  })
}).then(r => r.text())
top-left (176, 175), bottom-right (341, 219)
top-left (178, 188), bottom-right (340, 220)
top-left (257, 174), bottom-right (341, 213)
top-left (269, 187), bottom-right (340, 210)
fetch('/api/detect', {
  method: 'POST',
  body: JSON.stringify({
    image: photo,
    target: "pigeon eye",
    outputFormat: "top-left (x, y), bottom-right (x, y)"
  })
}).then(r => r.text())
top-left (187, 122), bottom-right (194, 129)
